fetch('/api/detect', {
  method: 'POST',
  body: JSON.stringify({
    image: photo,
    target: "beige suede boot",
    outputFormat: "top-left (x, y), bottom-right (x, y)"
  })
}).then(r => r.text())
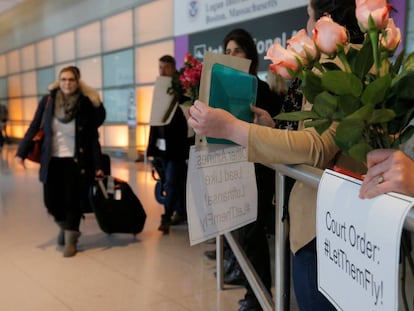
top-left (63, 230), bottom-right (81, 257)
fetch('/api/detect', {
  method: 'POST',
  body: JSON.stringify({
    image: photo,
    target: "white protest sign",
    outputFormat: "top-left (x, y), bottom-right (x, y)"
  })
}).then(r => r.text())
top-left (317, 169), bottom-right (414, 310)
top-left (186, 144), bottom-right (257, 245)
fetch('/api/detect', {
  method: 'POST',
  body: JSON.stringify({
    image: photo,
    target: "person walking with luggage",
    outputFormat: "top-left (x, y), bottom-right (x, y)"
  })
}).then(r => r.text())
top-left (15, 66), bottom-right (105, 257)
top-left (147, 55), bottom-right (191, 234)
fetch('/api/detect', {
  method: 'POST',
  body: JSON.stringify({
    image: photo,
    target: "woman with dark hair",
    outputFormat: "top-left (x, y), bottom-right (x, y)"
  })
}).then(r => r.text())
top-left (189, 0), bottom-right (363, 310)
top-left (219, 28), bottom-right (285, 311)
top-left (15, 66), bottom-right (105, 257)
top-left (223, 28), bottom-right (260, 75)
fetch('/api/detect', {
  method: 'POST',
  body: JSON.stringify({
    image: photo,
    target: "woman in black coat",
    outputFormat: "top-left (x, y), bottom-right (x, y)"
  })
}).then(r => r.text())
top-left (15, 66), bottom-right (105, 257)
top-left (221, 28), bottom-right (285, 311)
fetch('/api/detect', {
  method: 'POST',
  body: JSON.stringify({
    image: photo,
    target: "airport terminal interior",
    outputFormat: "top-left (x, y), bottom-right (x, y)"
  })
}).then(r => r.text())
top-left (1, 0), bottom-right (414, 310)
top-left (0, 144), bottom-right (300, 311)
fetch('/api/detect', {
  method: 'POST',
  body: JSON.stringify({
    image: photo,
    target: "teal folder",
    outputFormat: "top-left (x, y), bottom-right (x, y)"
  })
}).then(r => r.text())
top-left (207, 63), bottom-right (257, 144)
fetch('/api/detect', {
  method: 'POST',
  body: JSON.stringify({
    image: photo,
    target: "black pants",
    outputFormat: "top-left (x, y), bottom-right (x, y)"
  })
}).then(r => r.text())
top-left (43, 157), bottom-right (82, 231)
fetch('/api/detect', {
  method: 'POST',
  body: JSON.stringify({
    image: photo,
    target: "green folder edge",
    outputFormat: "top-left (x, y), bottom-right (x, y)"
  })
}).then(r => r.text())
top-left (207, 63), bottom-right (257, 145)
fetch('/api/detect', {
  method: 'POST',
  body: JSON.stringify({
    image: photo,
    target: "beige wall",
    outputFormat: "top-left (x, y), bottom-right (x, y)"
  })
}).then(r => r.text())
top-left (0, 0), bottom-right (151, 54)
top-left (0, 0), bottom-right (172, 160)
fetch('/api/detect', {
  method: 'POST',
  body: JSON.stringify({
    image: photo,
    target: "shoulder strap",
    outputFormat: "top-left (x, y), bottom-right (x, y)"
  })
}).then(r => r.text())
top-left (40, 96), bottom-right (51, 129)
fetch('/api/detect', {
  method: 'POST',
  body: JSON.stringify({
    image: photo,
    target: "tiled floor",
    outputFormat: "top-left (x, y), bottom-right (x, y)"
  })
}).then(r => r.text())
top-left (0, 144), bottom-right (288, 311)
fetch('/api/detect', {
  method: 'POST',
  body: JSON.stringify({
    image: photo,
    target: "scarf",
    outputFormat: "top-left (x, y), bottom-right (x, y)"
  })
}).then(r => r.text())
top-left (54, 90), bottom-right (80, 123)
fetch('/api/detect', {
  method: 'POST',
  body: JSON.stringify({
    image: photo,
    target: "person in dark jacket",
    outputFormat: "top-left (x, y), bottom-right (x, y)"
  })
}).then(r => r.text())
top-left (220, 28), bottom-right (284, 311)
top-left (15, 66), bottom-right (105, 257)
top-left (147, 55), bottom-right (192, 234)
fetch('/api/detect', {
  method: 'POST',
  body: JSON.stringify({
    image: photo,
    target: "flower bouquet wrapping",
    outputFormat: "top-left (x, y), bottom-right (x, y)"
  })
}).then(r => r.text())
top-left (265, 0), bottom-right (414, 164)
top-left (168, 53), bottom-right (202, 106)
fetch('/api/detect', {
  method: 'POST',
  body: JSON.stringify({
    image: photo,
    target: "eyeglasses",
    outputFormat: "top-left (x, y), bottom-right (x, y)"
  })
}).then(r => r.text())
top-left (60, 78), bottom-right (76, 82)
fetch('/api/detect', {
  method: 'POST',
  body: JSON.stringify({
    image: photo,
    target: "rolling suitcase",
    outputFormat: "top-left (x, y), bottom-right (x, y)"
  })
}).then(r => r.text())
top-left (89, 176), bottom-right (146, 235)
top-left (82, 153), bottom-right (112, 214)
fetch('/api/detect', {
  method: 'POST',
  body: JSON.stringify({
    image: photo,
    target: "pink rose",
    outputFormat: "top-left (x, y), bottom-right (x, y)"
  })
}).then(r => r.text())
top-left (264, 42), bottom-right (301, 79)
top-left (313, 16), bottom-right (348, 55)
top-left (355, 0), bottom-right (391, 31)
top-left (287, 29), bottom-right (319, 65)
top-left (380, 18), bottom-right (401, 52)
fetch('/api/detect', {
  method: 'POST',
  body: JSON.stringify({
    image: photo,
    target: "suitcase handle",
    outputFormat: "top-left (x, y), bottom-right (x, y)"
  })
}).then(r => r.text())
top-left (96, 176), bottom-right (116, 200)
top-left (97, 179), bottom-right (109, 199)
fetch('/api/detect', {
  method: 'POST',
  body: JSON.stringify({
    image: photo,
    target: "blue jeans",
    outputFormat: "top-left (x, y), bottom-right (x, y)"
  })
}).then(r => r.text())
top-left (292, 239), bottom-right (336, 311)
top-left (161, 158), bottom-right (187, 221)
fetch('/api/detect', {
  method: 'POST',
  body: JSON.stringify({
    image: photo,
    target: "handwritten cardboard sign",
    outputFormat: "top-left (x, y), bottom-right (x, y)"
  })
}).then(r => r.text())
top-left (317, 169), bottom-right (414, 310)
top-left (186, 144), bottom-right (257, 245)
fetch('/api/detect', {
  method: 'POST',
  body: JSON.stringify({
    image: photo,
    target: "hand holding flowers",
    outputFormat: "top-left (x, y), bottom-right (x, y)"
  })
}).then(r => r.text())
top-left (265, 0), bottom-right (414, 164)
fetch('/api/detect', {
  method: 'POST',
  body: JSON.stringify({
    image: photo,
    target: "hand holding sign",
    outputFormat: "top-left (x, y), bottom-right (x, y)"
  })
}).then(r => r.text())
top-left (317, 169), bottom-right (413, 310)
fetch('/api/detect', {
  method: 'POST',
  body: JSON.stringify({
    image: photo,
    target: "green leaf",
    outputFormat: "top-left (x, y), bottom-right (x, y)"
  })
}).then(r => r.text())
top-left (312, 91), bottom-right (338, 117)
top-left (337, 95), bottom-right (361, 116)
top-left (360, 74), bottom-right (391, 106)
top-left (348, 39), bottom-right (374, 79)
top-left (300, 71), bottom-right (323, 104)
top-left (304, 119), bottom-right (332, 135)
top-left (335, 119), bottom-right (364, 149)
top-left (321, 71), bottom-right (363, 97)
top-left (274, 111), bottom-right (318, 121)
top-left (347, 143), bottom-right (373, 164)
top-left (346, 104), bottom-right (374, 121)
top-left (391, 70), bottom-right (414, 99)
top-left (367, 109), bottom-right (396, 124)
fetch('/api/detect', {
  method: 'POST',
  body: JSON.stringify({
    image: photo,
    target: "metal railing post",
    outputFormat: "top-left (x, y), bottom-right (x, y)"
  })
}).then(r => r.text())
top-left (272, 164), bottom-right (323, 311)
top-left (275, 172), bottom-right (287, 311)
top-left (216, 235), bottom-right (224, 290)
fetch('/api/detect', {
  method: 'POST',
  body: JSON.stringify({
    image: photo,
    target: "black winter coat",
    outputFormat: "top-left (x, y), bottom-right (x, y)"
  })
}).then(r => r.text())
top-left (16, 90), bottom-right (103, 185)
top-left (147, 103), bottom-right (192, 161)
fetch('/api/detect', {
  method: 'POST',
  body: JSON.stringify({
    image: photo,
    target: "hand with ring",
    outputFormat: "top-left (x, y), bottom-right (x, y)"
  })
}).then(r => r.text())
top-left (359, 149), bottom-right (414, 199)
top-left (376, 175), bottom-right (385, 184)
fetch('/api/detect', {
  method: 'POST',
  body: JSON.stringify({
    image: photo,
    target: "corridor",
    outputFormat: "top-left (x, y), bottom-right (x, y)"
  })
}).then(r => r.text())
top-left (0, 144), bottom-right (247, 311)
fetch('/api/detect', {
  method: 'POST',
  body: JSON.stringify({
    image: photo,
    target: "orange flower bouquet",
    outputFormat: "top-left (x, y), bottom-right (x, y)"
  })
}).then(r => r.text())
top-left (265, 0), bottom-right (414, 164)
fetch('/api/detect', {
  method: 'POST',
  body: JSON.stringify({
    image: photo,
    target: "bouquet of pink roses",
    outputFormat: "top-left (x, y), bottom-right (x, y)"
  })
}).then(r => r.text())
top-left (265, 0), bottom-right (414, 164)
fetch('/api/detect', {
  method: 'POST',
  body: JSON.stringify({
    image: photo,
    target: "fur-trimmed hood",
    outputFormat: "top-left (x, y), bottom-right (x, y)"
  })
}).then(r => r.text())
top-left (48, 80), bottom-right (102, 108)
